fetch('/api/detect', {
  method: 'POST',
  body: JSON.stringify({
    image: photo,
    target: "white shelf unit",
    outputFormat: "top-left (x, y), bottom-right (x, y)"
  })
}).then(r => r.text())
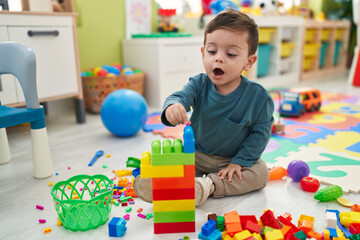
top-left (183, 15), bottom-right (304, 89)
top-left (122, 37), bottom-right (204, 108)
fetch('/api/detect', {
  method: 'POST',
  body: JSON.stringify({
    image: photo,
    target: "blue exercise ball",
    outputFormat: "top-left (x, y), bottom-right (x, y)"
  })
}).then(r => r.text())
top-left (100, 89), bottom-right (148, 137)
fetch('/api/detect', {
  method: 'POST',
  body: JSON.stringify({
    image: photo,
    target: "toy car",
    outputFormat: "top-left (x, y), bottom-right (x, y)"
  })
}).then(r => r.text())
top-left (280, 88), bottom-right (321, 117)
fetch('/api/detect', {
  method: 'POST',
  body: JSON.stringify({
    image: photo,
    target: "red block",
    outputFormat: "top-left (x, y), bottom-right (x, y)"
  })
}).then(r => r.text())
top-left (278, 215), bottom-right (300, 232)
top-left (152, 165), bottom-right (195, 190)
top-left (152, 188), bottom-right (194, 201)
top-left (154, 221), bottom-right (195, 234)
top-left (349, 223), bottom-right (360, 235)
top-left (240, 215), bottom-right (258, 229)
top-left (245, 220), bottom-right (262, 233)
top-left (261, 210), bottom-right (281, 229)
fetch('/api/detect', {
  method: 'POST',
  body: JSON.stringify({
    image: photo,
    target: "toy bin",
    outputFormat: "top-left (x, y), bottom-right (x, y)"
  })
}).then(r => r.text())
top-left (334, 41), bottom-right (342, 65)
top-left (82, 72), bottom-right (144, 114)
top-left (281, 42), bottom-right (295, 58)
top-left (319, 42), bottom-right (329, 68)
top-left (335, 29), bottom-right (345, 40)
top-left (303, 58), bottom-right (314, 71)
top-left (304, 43), bottom-right (320, 58)
top-left (51, 175), bottom-right (114, 232)
top-left (259, 28), bottom-right (276, 44)
top-left (257, 44), bottom-right (274, 77)
top-left (321, 29), bottom-right (331, 41)
top-left (305, 29), bottom-right (317, 42)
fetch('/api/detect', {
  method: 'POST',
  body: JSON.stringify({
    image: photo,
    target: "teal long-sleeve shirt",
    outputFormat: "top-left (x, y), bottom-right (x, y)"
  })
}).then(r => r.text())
top-left (161, 73), bottom-right (274, 167)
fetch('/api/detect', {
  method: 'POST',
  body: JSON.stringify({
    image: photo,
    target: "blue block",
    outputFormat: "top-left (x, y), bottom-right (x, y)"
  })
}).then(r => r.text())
top-left (108, 217), bottom-right (120, 237)
top-left (132, 167), bottom-right (140, 177)
top-left (108, 217), bottom-right (127, 237)
top-left (183, 126), bottom-right (195, 153)
top-left (201, 219), bottom-right (217, 236)
top-left (327, 209), bottom-right (352, 238)
top-left (116, 218), bottom-right (127, 237)
top-left (198, 229), bottom-right (222, 240)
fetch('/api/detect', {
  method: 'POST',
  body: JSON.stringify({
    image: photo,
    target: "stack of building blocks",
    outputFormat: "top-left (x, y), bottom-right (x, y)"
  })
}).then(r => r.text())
top-left (108, 217), bottom-right (127, 237)
top-left (198, 208), bottom-right (360, 240)
top-left (198, 219), bottom-right (222, 240)
top-left (140, 125), bottom-right (196, 234)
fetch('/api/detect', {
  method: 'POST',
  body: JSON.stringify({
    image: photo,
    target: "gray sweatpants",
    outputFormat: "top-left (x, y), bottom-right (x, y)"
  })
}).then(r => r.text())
top-left (195, 151), bottom-right (269, 198)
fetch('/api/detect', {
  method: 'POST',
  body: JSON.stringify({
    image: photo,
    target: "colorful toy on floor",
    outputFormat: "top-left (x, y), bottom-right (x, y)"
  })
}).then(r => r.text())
top-left (51, 174), bottom-right (114, 231)
top-left (287, 160), bottom-right (310, 182)
top-left (108, 217), bottom-right (127, 237)
top-left (139, 126), bottom-right (196, 234)
top-left (269, 166), bottom-right (287, 181)
top-left (280, 88), bottom-right (321, 117)
top-left (300, 176), bottom-right (320, 192)
top-left (100, 89), bottom-right (148, 137)
top-left (314, 185), bottom-right (343, 202)
top-left (88, 150), bottom-right (104, 166)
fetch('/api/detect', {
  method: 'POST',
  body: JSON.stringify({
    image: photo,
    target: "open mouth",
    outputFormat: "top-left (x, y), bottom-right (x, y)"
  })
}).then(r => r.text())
top-left (213, 68), bottom-right (224, 77)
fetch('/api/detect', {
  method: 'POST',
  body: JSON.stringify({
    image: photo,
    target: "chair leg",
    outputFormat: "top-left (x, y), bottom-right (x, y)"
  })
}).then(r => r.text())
top-left (0, 128), bottom-right (11, 164)
top-left (30, 127), bottom-right (53, 179)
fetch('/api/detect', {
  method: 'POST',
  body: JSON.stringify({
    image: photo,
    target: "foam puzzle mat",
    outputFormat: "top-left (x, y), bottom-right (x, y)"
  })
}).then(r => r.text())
top-left (143, 93), bottom-right (360, 193)
top-left (264, 92), bottom-right (360, 193)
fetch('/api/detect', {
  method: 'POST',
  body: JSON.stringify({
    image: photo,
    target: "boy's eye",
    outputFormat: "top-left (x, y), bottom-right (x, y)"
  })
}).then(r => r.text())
top-left (208, 50), bottom-right (216, 54)
top-left (227, 53), bottom-right (236, 57)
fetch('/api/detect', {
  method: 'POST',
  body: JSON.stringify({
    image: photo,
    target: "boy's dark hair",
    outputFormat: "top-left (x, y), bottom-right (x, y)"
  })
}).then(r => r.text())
top-left (204, 9), bottom-right (259, 56)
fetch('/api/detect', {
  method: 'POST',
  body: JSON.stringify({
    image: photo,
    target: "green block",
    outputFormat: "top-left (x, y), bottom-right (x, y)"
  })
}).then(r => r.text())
top-left (294, 230), bottom-right (307, 240)
top-left (114, 201), bottom-right (119, 206)
top-left (262, 226), bottom-right (274, 234)
top-left (217, 216), bottom-right (224, 231)
top-left (153, 210), bottom-right (195, 223)
top-left (151, 153), bottom-right (195, 166)
top-left (125, 207), bottom-right (132, 212)
top-left (126, 157), bottom-right (141, 168)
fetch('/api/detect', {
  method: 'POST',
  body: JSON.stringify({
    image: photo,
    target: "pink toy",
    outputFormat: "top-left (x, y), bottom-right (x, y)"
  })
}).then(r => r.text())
top-left (123, 214), bottom-right (130, 220)
top-left (36, 205), bottom-right (44, 210)
top-left (137, 213), bottom-right (146, 219)
top-left (39, 219), bottom-right (46, 223)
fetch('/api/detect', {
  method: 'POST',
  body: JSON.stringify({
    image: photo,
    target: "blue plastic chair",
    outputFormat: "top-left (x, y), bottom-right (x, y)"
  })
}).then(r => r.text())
top-left (0, 42), bottom-right (53, 179)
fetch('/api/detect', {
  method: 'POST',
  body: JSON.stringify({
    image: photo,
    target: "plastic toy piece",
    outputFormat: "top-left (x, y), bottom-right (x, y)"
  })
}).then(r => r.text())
top-left (325, 211), bottom-right (338, 229)
top-left (138, 213), bottom-right (146, 219)
top-left (350, 223), bottom-right (360, 234)
top-left (337, 197), bottom-right (354, 207)
top-left (339, 211), bottom-right (360, 227)
top-left (123, 214), bottom-right (130, 220)
top-left (314, 185), bottom-right (343, 202)
top-left (294, 230), bottom-right (307, 240)
top-left (146, 214), bottom-right (153, 219)
top-left (153, 210), bottom-right (195, 223)
top-left (327, 209), bottom-right (352, 238)
top-left (39, 219), bottom-right (46, 223)
top-left (36, 205), bottom-right (44, 210)
top-left (88, 150), bottom-right (104, 166)
top-left (264, 229), bottom-right (284, 240)
top-left (43, 227), bottom-right (52, 234)
top-left (153, 199), bottom-right (195, 212)
top-left (208, 213), bottom-right (217, 222)
top-left (140, 151), bottom-right (184, 178)
top-left (246, 221), bottom-right (262, 233)
top-left (152, 165), bottom-right (195, 190)
top-left (198, 219), bottom-right (222, 240)
top-left (183, 126), bottom-right (195, 153)
top-left (300, 177), bottom-right (320, 192)
top-left (269, 167), bottom-right (287, 181)
top-left (154, 221), bottom-right (195, 234)
top-left (108, 217), bottom-right (127, 237)
top-left (240, 215), bottom-right (258, 229)
top-left (225, 211), bottom-right (242, 237)
top-left (132, 167), bottom-right (140, 178)
top-left (234, 230), bottom-right (253, 240)
top-left (217, 216), bottom-right (225, 231)
top-left (261, 210), bottom-right (281, 229)
top-left (57, 219), bottom-right (62, 226)
top-left (126, 157), bottom-right (141, 168)
top-left (352, 204), bottom-right (360, 212)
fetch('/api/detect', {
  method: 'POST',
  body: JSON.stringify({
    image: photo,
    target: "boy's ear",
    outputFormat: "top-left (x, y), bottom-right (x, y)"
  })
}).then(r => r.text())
top-left (243, 54), bottom-right (257, 71)
top-left (201, 47), bottom-right (204, 58)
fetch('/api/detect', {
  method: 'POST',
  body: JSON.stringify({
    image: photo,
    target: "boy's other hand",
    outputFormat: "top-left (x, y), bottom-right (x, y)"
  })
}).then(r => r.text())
top-left (217, 163), bottom-right (242, 182)
top-left (165, 103), bottom-right (190, 126)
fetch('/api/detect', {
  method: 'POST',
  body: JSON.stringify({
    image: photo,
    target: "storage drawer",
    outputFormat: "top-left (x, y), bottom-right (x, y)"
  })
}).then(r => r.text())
top-left (7, 26), bottom-right (78, 101)
top-left (160, 44), bottom-right (203, 73)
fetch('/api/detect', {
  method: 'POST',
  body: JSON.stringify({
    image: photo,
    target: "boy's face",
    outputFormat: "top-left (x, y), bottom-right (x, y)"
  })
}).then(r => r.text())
top-left (201, 28), bottom-right (257, 95)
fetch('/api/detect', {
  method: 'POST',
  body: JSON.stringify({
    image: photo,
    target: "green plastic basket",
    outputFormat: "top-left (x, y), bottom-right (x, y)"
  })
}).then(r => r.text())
top-left (51, 174), bottom-right (114, 231)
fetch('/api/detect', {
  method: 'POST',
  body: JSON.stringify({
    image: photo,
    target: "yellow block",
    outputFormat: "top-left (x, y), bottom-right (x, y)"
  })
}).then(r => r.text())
top-left (140, 151), bottom-right (184, 178)
top-left (324, 229), bottom-right (330, 240)
top-left (234, 230), bottom-right (252, 240)
top-left (264, 229), bottom-right (284, 240)
top-left (253, 233), bottom-right (263, 240)
top-left (153, 199), bottom-right (195, 212)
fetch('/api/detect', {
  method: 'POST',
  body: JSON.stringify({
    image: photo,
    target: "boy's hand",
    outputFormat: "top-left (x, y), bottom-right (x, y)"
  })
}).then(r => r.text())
top-left (217, 163), bottom-right (242, 182)
top-left (165, 103), bottom-right (190, 126)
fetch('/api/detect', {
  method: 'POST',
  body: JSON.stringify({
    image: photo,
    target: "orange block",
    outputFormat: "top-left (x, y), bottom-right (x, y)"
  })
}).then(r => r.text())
top-left (152, 165), bottom-right (195, 189)
top-left (225, 211), bottom-right (242, 236)
top-left (307, 231), bottom-right (322, 240)
top-left (280, 225), bottom-right (291, 236)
